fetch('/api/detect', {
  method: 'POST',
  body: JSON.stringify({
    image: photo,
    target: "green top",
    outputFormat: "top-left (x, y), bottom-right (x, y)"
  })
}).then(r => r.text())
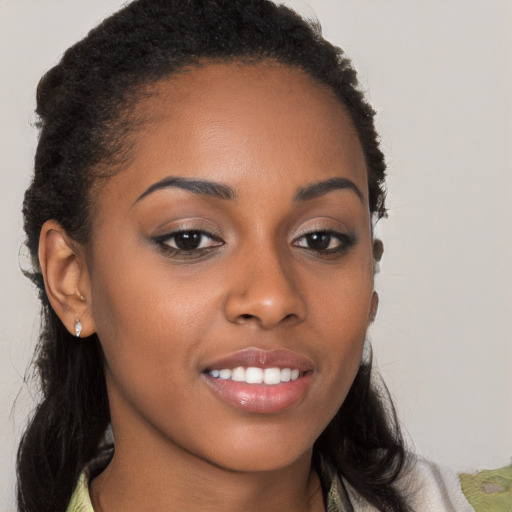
top-left (460, 465), bottom-right (512, 512)
top-left (67, 473), bottom-right (93, 512)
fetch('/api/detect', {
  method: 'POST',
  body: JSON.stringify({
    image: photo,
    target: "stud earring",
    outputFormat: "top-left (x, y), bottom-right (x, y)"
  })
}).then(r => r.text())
top-left (74, 319), bottom-right (83, 338)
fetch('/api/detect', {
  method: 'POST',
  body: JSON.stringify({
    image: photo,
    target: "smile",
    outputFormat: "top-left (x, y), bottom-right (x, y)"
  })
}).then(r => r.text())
top-left (202, 348), bottom-right (314, 413)
top-left (207, 367), bottom-right (302, 385)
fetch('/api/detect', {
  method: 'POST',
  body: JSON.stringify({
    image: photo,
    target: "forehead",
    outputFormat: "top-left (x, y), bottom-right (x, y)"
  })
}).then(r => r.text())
top-left (96, 62), bottom-right (368, 209)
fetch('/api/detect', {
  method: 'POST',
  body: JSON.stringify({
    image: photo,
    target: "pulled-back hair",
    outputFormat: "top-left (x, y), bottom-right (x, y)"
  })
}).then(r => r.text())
top-left (19, 1), bottom-right (407, 511)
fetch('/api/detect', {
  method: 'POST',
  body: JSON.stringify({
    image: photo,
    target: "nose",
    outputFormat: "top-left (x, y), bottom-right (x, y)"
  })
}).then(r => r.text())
top-left (223, 248), bottom-right (307, 330)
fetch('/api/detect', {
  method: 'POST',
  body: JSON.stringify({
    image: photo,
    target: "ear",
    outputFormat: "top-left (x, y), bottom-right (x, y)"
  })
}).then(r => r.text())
top-left (369, 239), bottom-right (383, 323)
top-left (38, 219), bottom-right (96, 338)
top-left (371, 238), bottom-right (383, 275)
top-left (373, 238), bottom-right (384, 263)
top-left (369, 291), bottom-right (379, 324)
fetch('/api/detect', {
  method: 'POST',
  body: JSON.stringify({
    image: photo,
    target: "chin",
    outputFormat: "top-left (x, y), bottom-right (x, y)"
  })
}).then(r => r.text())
top-left (193, 427), bottom-right (316, 474)
top-left (210, 450), bottom-right (310, 474)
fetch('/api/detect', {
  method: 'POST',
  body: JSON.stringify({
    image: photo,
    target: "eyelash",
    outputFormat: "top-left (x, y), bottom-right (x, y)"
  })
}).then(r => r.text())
top-left (153, 229), bottom-right (356, 259)
top-left (154, 230), bottom-right (224, 259)
top-left (292, 230), bottom-right (356, 255)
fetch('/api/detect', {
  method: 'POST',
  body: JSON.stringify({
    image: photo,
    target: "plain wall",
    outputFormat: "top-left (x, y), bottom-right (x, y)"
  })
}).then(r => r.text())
top-left (1, 0), bottom-right (511, 510)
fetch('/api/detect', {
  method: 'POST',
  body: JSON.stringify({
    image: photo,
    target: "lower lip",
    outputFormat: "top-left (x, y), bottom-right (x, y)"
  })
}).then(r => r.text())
top-left (203, 373), bottom-right (313, 413)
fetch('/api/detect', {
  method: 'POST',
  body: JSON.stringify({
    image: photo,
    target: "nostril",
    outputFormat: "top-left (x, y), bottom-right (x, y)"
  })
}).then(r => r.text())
top-left (225, 288), bottom-right (307, 328)
top-left (237, 312), bottom-right (298, 326)
top-left (234, 313), bottom-right (262, 327)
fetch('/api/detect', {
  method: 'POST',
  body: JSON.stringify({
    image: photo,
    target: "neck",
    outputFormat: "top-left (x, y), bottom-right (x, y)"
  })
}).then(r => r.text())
top-left (90, 422), bottom-right (324, 512)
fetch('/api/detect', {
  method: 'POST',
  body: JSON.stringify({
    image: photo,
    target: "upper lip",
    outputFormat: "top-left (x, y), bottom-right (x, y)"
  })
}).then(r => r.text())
top-left (203, 347), bottom-right (314, 372)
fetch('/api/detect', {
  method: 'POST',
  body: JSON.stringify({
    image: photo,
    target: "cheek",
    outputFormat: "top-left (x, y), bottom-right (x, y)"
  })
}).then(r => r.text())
top-left (88, 244), bottom-right (198, 386)
top-left (87, 235), bottom-right (233, 398)
top-left (307, 263), bottom-right (373, 403)
top-left (88, 259), bottom-right (210, 445)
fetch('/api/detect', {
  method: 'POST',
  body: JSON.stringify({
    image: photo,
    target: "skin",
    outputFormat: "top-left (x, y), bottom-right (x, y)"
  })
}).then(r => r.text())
top-left (40, 62), bottom-right (378, 512)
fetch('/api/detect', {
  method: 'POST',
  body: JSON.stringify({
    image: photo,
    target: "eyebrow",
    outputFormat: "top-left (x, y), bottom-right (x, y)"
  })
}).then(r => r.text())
top-left (134, 175), bottom-right (363, 205)
top-left (134, 176), bottom-right (235, 204)
top-left (293, 177), bottom-right (363, 202)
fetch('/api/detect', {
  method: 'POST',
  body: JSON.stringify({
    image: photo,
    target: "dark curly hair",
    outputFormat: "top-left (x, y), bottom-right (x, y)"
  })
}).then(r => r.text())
top-left (19, 1), bottom-right (408, 511)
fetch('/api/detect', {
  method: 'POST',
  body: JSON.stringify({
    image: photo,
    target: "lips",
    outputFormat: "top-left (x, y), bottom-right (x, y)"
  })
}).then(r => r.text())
top-left (202, 348), bottom-right (314, 413)
top-left (203, 347), bottom-right (314, 372)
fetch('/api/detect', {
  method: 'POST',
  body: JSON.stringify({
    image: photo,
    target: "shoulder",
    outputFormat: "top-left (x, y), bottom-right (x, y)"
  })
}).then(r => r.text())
top-left (397, 456), bottom-right (475, 511)
top-left (344, 455), bottom-right (475, 511)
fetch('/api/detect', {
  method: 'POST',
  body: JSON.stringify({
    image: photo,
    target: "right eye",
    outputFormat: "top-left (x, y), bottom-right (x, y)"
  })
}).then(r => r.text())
top-left (154, 230), bottom-right (224, 256)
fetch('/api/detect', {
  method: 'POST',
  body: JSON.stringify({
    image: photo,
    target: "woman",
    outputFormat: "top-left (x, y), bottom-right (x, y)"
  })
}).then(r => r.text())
top-left (17, 1), bottom-right (476, 511)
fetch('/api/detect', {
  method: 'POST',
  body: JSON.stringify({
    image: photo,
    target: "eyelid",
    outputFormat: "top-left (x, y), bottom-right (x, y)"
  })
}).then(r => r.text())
top-left (290, 215), bottom-right (357, 257)
top-left (150, 216), bottom-right (222, 235)
top-left (291, 217), bottom-right (350, 239)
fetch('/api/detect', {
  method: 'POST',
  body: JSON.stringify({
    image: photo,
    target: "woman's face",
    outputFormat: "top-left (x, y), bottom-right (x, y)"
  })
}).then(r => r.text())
top-left (85, 62), bottom-right (376, 472)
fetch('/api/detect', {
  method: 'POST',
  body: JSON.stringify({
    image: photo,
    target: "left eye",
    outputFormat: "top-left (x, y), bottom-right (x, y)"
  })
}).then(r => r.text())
top-left (157, 230), bottom-right (223, 252)
top-left (293, 231), bottom-right (354, 253)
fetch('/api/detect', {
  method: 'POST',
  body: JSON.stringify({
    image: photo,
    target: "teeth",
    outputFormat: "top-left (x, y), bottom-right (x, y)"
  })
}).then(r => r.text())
top-left (219, 369), bottom-right (232, 379)
top-left (245, 367), bottom-right (263, 383)
top-left (263, 367), bottom-right (281, 385)
top-left (208, 366), bottom-right (303, 384)
top-left (280, 368), bottom-right (291, 382)
top-left (231, 367), bottom-right (245, 381)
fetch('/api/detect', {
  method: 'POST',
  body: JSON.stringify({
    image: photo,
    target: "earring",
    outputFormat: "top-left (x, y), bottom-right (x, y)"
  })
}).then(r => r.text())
top-left (74, 319), bottom-right (83, 338)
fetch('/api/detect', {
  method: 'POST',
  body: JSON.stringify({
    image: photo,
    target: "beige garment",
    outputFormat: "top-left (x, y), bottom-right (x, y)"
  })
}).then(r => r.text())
top-left (345, 457), bottom-right (474, 511)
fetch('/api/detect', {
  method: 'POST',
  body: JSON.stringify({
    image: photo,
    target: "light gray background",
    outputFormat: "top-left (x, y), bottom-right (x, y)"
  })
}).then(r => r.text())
top-left (1, 1), bottom-right (511, 510)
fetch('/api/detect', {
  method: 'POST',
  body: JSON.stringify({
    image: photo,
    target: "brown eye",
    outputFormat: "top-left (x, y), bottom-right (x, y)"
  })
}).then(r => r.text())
top-left (173, 231), bottom-right (204, 251)
top-left (155, 230), bottom-right (224, 254)
top-left (293, 230), bottom-right (356, 254)
top-left (304, 232), bottom-right (331, 251)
